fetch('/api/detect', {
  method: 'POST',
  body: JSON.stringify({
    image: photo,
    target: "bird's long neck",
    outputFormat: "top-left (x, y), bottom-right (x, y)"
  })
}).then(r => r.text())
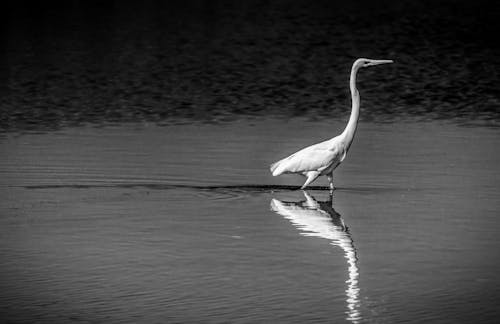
top-left (340, 64), bottom-right (361, 150)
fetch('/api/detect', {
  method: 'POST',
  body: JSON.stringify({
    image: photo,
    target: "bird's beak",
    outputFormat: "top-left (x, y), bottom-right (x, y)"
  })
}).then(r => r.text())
top-left (369, 59), bottom-right (394, 66)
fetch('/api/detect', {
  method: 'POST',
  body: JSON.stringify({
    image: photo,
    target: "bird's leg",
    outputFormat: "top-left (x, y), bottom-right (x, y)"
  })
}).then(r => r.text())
top-left (327, 173), bottom-right (335, 193)
top-left (301, 171), bottom-right (320, 190)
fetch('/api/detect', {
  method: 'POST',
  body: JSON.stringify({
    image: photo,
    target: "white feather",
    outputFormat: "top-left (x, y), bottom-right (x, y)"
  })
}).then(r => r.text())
top-left (270, 137), bottom-right (345, 177)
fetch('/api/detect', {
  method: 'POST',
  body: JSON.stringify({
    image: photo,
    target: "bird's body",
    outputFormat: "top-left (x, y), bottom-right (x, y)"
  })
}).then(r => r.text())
top-left (270, 135), bottom-right (347, 187)
top-left (270, 58), bottom-right (393, 190)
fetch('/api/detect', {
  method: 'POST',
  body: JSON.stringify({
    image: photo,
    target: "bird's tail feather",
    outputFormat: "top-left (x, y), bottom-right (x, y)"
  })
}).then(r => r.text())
top-left (270, 159), bottom-right (285, 176)
top-left (270, 161), bottom-right (280, 174)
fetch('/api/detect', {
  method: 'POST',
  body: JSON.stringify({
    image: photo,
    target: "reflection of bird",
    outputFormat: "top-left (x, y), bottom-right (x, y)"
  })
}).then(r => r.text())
top-left (270, 58), bottom-right (393, 191)
top-left (270, 191), bottom-right (361, 323)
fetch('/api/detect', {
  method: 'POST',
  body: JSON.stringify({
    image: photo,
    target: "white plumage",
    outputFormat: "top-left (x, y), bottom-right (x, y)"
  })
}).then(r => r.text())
top-left (270, 58), bottom-right (393, 190)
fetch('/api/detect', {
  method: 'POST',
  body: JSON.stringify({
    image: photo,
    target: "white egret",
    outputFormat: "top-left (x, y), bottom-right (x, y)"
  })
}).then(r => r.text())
top-left (270, 58), bottom-right (393, 190)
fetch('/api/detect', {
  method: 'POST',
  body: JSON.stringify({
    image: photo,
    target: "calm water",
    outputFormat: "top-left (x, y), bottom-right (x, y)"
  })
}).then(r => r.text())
top-left (1, 120), bottom-right (499, 323)
top-left (1, 0), bottom-right (500, 323)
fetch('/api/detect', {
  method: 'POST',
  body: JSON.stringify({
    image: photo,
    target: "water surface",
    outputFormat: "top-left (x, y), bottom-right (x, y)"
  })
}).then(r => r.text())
top-left (1, 120), bottom-right (499, 323)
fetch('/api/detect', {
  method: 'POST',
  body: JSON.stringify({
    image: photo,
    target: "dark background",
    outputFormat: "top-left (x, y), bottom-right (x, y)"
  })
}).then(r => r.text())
top-left (1, 0), bottom-right (499, 132)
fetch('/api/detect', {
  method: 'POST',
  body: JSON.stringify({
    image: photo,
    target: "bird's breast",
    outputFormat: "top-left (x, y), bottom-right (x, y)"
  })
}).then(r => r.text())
top-left (319, 159), bottom-right (341, 175)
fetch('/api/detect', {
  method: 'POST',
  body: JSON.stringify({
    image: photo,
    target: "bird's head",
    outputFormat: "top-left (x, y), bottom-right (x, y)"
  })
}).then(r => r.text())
top-left (354, 58), bottom-right (393, 69)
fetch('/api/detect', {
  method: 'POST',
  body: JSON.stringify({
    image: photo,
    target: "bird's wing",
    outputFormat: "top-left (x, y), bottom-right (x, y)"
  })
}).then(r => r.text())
top-left (271, 142), bottom-right (342, 176)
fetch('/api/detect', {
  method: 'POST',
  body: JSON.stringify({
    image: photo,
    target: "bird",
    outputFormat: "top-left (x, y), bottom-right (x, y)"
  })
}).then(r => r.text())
top-left (270, 58), bottom-right (393, 191)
